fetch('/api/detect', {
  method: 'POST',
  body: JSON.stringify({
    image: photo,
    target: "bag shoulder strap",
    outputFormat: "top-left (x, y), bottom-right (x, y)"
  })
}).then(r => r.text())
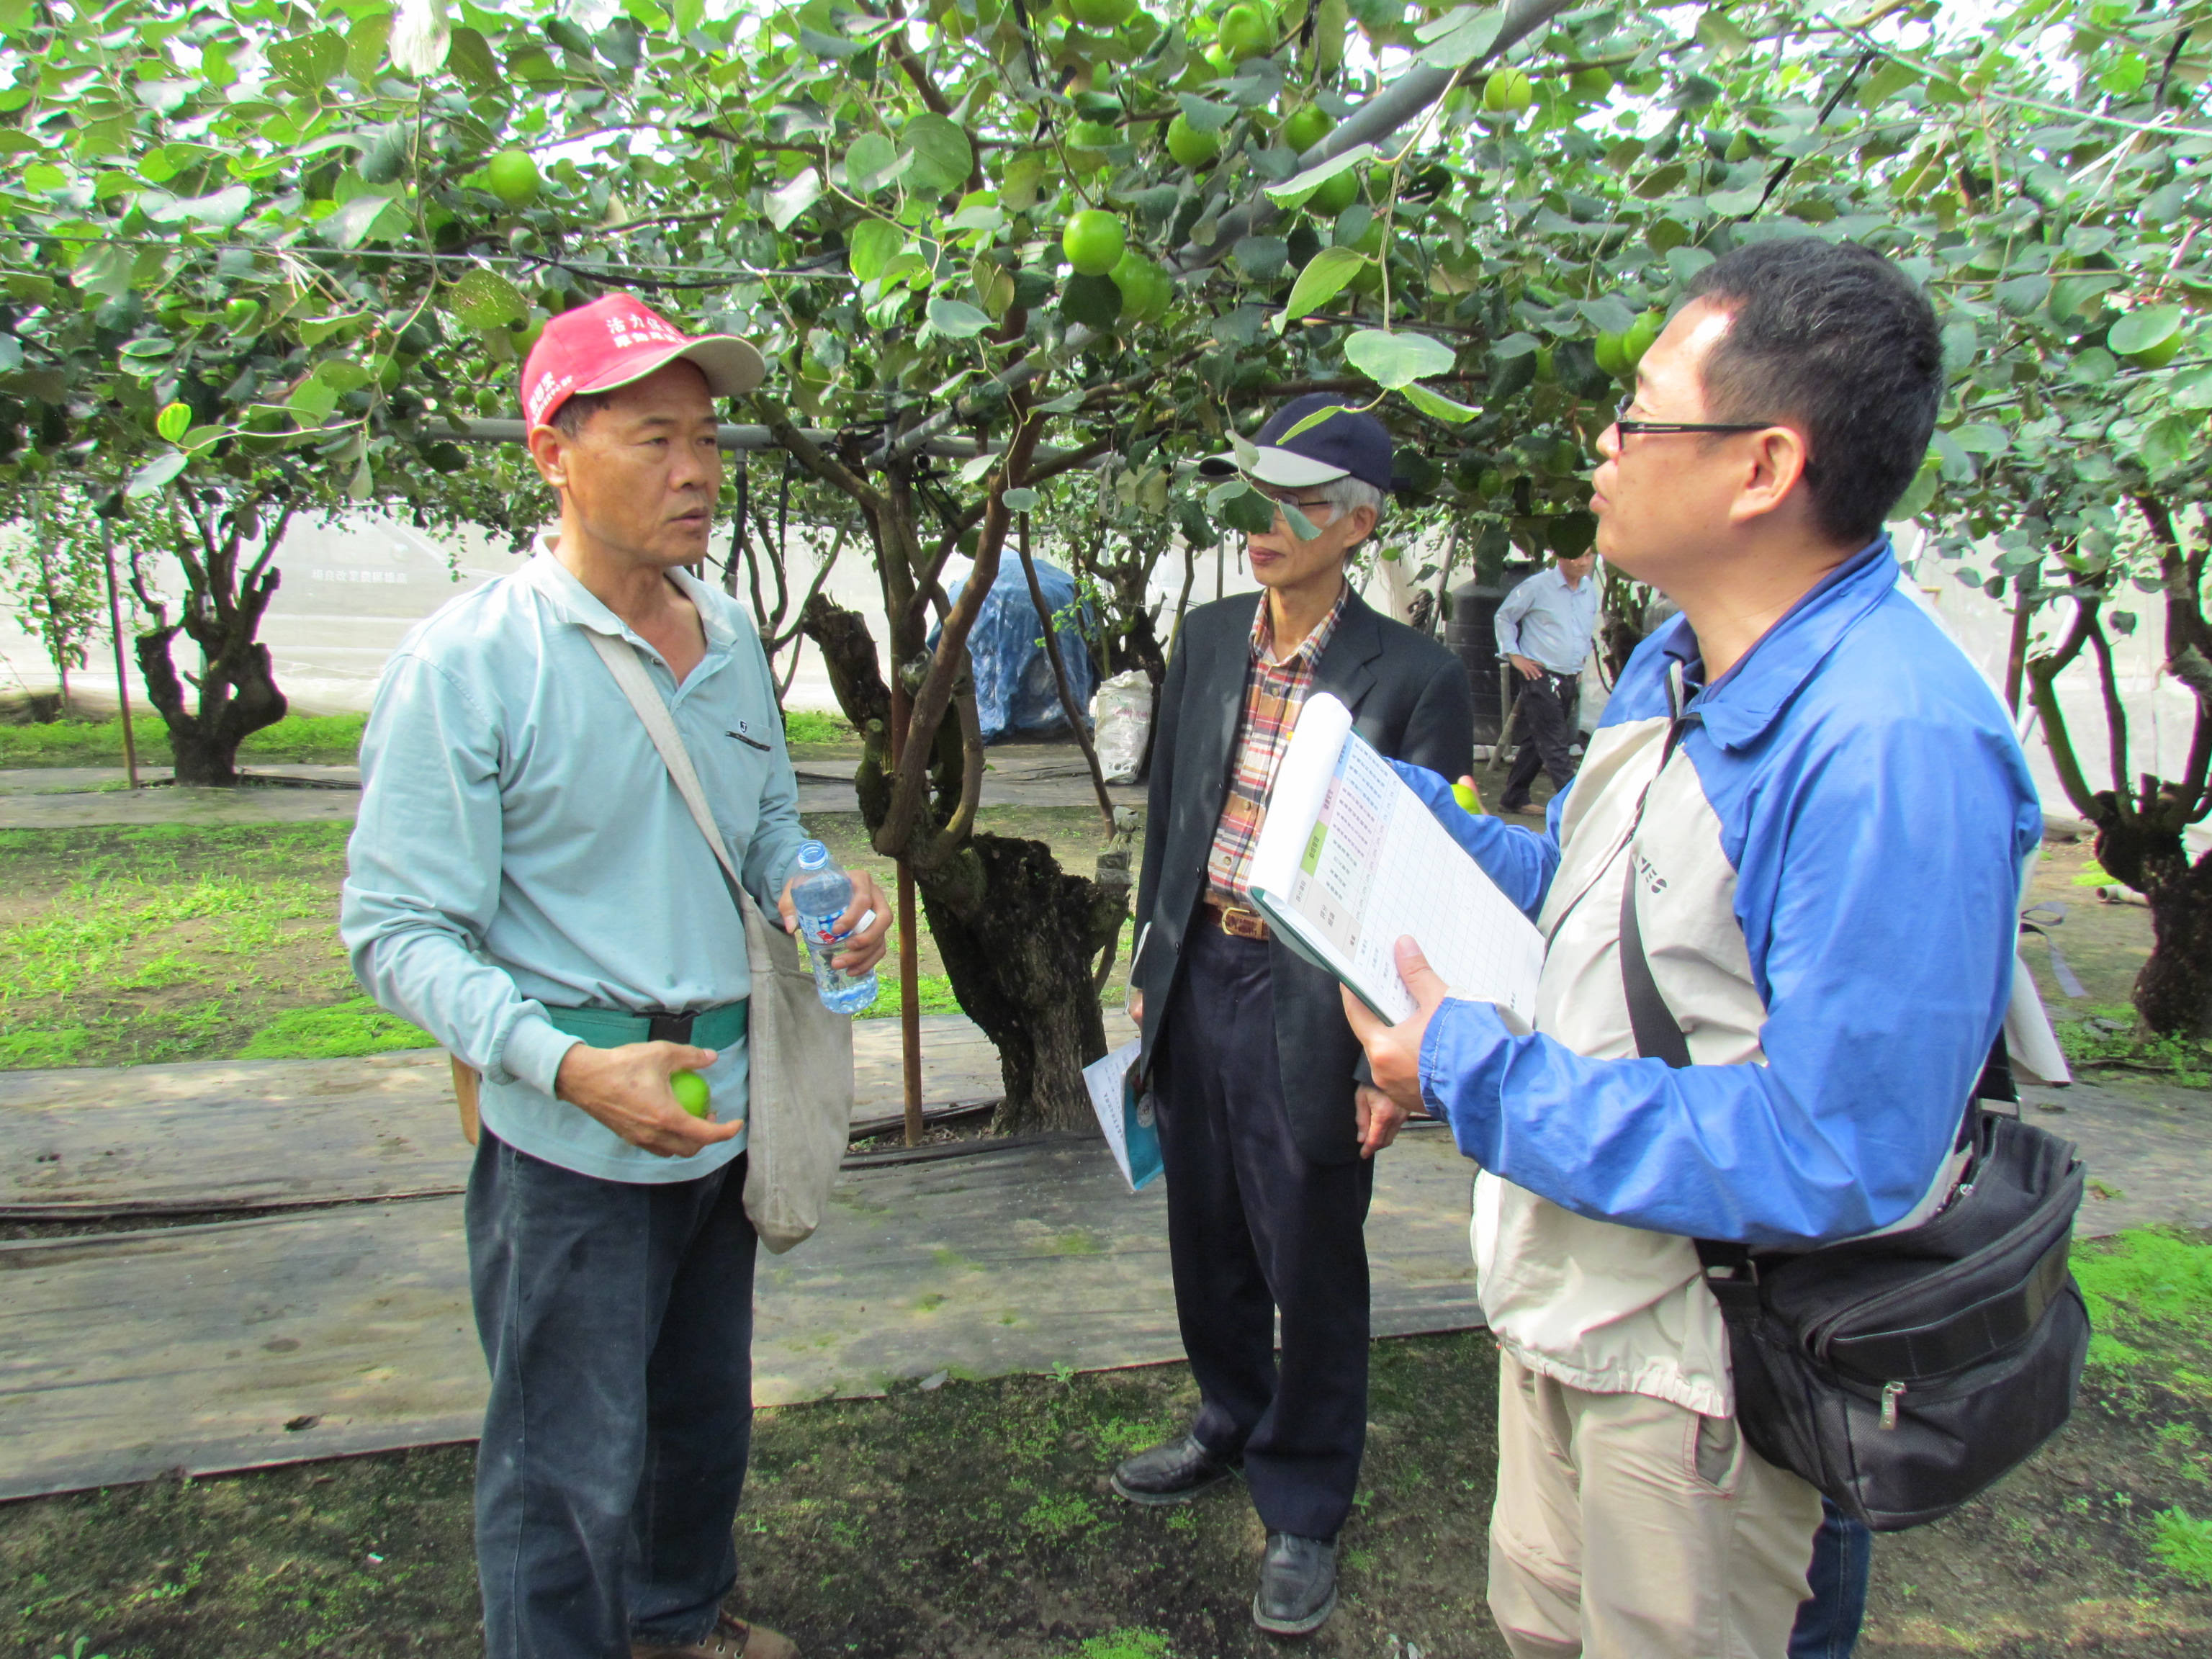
top-left (584, 629), bottom-right (748, 901)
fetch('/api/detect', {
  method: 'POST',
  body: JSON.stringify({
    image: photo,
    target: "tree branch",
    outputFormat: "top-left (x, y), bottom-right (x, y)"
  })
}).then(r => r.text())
top-left (877, 397), bottom-right (1045, 857)
top-left (2026, 591), bottom-right (2105, 823)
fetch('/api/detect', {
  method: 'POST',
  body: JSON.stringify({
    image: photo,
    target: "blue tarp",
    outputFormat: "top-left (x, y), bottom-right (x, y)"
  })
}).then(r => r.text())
top-left (939, 560), bottom-right (1097, 743)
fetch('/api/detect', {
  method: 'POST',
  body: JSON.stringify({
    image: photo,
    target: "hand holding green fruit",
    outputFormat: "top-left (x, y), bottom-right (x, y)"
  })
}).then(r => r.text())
top-left (670, 1069), bottom-right (711, 1118)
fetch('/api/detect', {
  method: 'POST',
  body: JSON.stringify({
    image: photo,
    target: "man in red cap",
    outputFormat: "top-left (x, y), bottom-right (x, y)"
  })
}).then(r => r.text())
top-left (345, 293), bottom-right (888, 1659)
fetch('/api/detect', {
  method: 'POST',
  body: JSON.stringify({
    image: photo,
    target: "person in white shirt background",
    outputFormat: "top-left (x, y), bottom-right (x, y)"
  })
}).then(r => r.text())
top-left (1492, 550), bottom-right (1600, 815)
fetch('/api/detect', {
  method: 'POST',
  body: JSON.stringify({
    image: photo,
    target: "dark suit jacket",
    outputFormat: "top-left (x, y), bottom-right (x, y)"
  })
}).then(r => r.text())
top-left (1131, 588), bottom-right (1476, 1164)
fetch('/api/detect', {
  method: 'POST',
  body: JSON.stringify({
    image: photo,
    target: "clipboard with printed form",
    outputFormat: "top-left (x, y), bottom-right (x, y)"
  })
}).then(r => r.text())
top-left (1245, 693), bottom-right (1546, 1028)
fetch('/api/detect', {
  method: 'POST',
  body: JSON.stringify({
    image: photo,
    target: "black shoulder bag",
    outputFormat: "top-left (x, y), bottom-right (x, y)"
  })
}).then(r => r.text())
top-left (1618, 796), bottom-right (2090, 1532)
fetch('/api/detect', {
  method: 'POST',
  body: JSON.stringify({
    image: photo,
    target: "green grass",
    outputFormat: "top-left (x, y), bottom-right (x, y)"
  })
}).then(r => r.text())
top-left (781, 709), bottom-right (855, 747)
top-left (858, 972), bottom-right (964, 1019)
top-left (0, 823), bottom-right (359, 1069)
top-left (0, 714), bottom-right (368, 768)
top-left (2151, 1507), bottom-right (2212, 1589)
top-left (2055, 1002), bottom-right (2212, 1087)
top-left (1063, 1632), bottom-right (1174, 1659)
top-left (235, 997), bottom-right (433, 1059)
top-left (0, 709), bottom-right (853, 768)
top-left (2074, 1228), bottom-right (2212, 1370)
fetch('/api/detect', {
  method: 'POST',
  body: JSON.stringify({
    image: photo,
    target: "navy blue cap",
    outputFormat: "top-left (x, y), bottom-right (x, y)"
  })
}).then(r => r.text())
top-left (1198, 394), bottom-right (1395, 493)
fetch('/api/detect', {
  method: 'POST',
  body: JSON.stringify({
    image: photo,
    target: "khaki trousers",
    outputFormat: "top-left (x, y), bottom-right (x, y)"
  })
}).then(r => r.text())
top-left (1487, 1350), bottom-right (1822, 1659)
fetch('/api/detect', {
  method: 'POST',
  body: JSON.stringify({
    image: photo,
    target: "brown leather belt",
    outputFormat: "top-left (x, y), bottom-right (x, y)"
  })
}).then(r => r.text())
top-left (1202, 897), bottom-right (1271, 940)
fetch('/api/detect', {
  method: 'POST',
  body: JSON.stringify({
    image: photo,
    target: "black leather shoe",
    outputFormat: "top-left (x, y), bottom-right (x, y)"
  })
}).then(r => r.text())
top-left (1252, 1531), bottom-right (1339, 1636)
top-left (1109, 1433), bottom-right (1241, 1506)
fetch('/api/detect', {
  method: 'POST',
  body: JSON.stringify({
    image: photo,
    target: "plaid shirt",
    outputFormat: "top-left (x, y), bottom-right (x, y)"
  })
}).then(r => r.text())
top-left (1205, 586), bottom-right (1349, 904)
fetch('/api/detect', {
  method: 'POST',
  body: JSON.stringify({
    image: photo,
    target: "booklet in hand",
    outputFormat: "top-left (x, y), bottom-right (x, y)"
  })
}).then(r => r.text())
top-left (1246, 693), bottom-right (1545, 1028)
top-left (1083, 1038), bottom-right (1163, 1191)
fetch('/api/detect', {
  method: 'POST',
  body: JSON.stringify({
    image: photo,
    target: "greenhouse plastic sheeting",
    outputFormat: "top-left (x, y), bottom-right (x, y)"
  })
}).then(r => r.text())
top-left (939, 560), bottom-right (1097, 742)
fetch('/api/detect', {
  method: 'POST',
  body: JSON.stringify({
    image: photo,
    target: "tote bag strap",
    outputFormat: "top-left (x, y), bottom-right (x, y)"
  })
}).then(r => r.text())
top-left (584, 629), bottom-right (750, 906)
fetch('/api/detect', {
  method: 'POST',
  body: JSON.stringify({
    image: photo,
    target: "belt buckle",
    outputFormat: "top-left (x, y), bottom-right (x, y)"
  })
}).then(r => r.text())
top-left (1218, 905), bottom-right (1268, 940)
top-left (646, 1010), bottom-right (696, 1046)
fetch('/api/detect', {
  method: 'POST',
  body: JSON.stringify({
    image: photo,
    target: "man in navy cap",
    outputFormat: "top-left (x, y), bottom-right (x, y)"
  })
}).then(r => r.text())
top-left (1112, 395), bottom-right (1473, 1635)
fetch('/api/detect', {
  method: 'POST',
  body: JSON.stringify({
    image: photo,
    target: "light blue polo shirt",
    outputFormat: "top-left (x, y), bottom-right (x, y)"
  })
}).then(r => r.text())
top-left (341, 542), bottom-right (809, 1184)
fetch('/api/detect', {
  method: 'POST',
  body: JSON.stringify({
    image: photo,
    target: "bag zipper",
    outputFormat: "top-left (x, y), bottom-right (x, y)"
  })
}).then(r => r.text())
top-left (1880, 1380), bottom-right (1905, 1429)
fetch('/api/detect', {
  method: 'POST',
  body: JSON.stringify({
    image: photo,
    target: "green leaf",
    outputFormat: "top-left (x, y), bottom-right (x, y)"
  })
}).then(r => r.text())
top-left (1002, 486), bottom-right (1040, 511)
top-left (1403, 382), bottom-right (1477, 423)
top-left (1277, 403), bottom-right (1353, 442)
top-left (1282, 246), bottom-right (1367, 320)
top-left (1706, 184), bottom-right (1766, 216)
top-left (902, 113), bottom-right (973, 194)
top-left (1232, 235), bottom-right (1288, 280)
top-left (446, 27), bottom-right (500, 89)
top-left (127, 450), bottom-right (189, 498)
top-left (322, 192), bottom-right (402, 248)
top-left (1887, 459), bottom-right (1939, 523)
top-left (289, 376), bottom-right (341, 423)
top-left (925, 296), bottom-right (992, 338)
top-left (1951, 423), bottom-right (2010, 457)
top-left (2139, 413), bottom-right (2196, 475)
top-left (156, 402), bottom-right (192, 441)
top-left (1416, 8), bottom-right (1503, 68)
top-left (346, 12), bottom-right (392, 81)
top-left (1491, 331), bottom-right (1539, 359)
top-left (1995, 274), bottom-right (2050, 317)
top-left (1209, 478), bottom-right (1277, 534)
top-left (1265, 143), bottom-right (1375, 207)
top-left (1344, 329), bottom-right (1457, 390)
top-left (765, 168), bottom-right (822, 231)
top-left (848, 219), bottom-right (903, 282)
top-left (1176, 95), bottom-right (1237, 134)
top-left (2110, 304), bottom-right (2182, 357)
top-left (268, 31), bottom-right (345, 91)
top-left (1060, 271), bottom-right (1124, 330)
top-left (1694, 9), bottom-right (1752, 60)
top-left (845, 133), bottom-right (906, 194)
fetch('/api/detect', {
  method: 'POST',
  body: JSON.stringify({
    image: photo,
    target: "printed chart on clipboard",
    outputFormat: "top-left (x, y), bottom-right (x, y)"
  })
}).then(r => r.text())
top-left (1247, 694), bottom-right (1545, 1029)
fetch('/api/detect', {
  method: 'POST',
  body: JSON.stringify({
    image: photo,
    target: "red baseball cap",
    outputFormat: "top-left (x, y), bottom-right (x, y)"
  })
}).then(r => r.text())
top-left (521, 293), bottom-right (767, 428)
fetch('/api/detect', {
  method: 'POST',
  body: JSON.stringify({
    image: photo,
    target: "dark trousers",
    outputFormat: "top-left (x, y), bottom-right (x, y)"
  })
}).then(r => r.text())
top-left (1789, 1498), bottom-right (1872, 1658)
top-left (467, 1130), bottom-right (757, 1659)
top-left (1502, 669), bottom-right (1582, 806)
top-left (1154, 917), bottom-right (1375, 1539)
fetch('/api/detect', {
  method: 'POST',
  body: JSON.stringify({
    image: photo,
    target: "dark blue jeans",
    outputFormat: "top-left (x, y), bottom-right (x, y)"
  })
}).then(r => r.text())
top-left (467, 1131), bottom-right (757, 1659)
top-left (1789, 1498), bottom-right (1872, 1658)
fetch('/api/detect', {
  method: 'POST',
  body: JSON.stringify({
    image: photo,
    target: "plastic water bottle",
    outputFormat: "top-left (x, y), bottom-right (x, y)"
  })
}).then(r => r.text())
top-left (790, 840), bottom-right (878, 1015)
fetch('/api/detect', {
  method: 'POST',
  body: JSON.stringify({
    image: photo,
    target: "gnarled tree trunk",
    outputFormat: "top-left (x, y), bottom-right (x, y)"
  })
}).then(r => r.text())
top-left (2094, 814), bottom-right (2212, 1039)
top-left (130, 486), bottom-right (295, 786)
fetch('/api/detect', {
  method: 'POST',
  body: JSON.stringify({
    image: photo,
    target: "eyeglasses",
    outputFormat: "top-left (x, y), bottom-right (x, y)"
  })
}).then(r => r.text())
top-left (1253, 483), bottom-right (1340, 517)
top-left (1610, 395), bottom-right (1774, 439)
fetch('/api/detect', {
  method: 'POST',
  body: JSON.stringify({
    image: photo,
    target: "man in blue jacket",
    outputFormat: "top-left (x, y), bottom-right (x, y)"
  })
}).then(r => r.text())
top-left (1344, 240), bottom-right (2043, 1657)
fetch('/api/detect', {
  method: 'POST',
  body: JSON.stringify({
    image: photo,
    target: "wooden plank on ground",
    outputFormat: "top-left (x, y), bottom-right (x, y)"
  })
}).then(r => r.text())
top-left (0, 1132), bottom-right (1480, 1501)
top-left (0, 1017), bottom-right (1008, 1215)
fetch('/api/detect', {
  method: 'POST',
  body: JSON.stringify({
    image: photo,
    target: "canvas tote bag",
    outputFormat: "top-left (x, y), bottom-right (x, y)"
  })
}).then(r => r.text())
top-left (585, 629), bottom-right (855, 1253)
